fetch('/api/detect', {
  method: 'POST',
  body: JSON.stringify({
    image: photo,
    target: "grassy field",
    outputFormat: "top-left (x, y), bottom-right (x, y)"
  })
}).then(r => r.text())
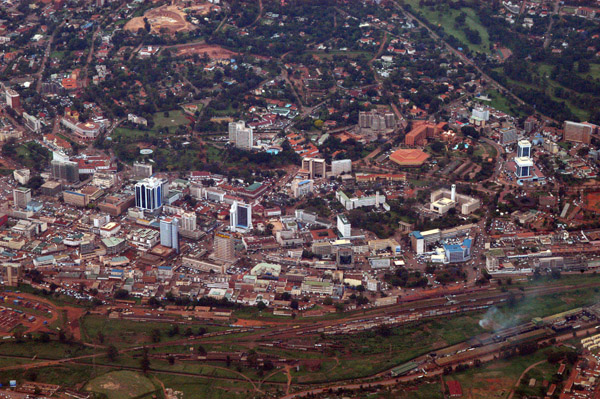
top-left (534, 64), bottom-right (590, 121)
top-left (579, 62), bottom-right (600, 80)
top-left (404, 0), bottom-right (490, 54)
top-left (153, 110), bottom-right (190, 129)
top-left (451, 346), bottom-right (568, 398)
top-left (476, 90), bottom-right (528, 118)
top-left (80, 315), bottom-right (227, 347)
top-left (474, 142), bottom-right (497, 159)
top-left (0, 341), bottom-right (93, 359)
top-left (85, 370), bottom-right (158, 399)
top-left (112, 109), bottom-right (191, 142)
top-left (159, 374), bottom-right (255, 399)
top-left (0, 364), bottom-right (94, 387)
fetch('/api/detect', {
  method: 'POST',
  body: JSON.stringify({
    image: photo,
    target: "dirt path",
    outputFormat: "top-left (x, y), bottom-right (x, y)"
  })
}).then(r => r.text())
top-left (249, 0), bottom-right (263, 28)
top-left (369, 31), bottom-right (388, 65)
top-left (507, 360), bottom-right (546, 399)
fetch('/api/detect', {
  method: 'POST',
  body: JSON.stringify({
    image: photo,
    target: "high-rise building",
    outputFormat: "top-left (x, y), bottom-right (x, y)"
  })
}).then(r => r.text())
top-left (358, 111), bottom-right (396, 131)
top-left (214, 232), bottom-right (235, 262)
top-left (180, 211), bottom-right (197, 231)
top-left (51, 160), bottom-right (79, 183)
top-left (515, 157), bottom-right (533, 178)
top-left (5, 89), bottom-right (20, 109)
top-left (563, 121), bottom-right (596, 144)
top-left (13, 187), bottom-right (31, 209)
top-left (135, 177), bottom-right (168, 211)
top-left (133, 162), bottom-right (153, 179)
top-left (160, 217), bottom-right (179, 253)
top-left (331, 159), bottom-right (352, 176)
top-left (228, 120), bottom-right (253, 149)
top-left (500, 128), bottom-right (518, 145)
top-left (517, 140), bottom-right (531, 158)
top-left (229, 120), bottom-right (244, 142)
top-left (301, 157), bottom-right (326, 179)
top-left (13, 169), bottom-right (30, 185)
top-left (230, 201), bottom-right (252, 232)
top-left (22, 113), bottom-right (41, 133)
top-left (291, 178), bottom-right (313, 198)
top-left (337, 214), bottom-right (351, 238)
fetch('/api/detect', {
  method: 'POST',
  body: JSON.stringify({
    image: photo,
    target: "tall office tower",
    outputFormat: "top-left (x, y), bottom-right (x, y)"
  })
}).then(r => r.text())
top-left (228, 120), bottom-right (253, 149)
top-left (51, 160), bottom-right (80, 183)
top-left (160, 217), bottom-right (179, 253)
top-left (180, 211), bottom-right (197, 231)
top-left (301, 157), bottom-right (327, 179)
top-left (214, 232), bottom-right (235, 262)
top-left (517, 140), bottom-right (531, 158)
top-left (133, 162), bottom-right (153, 179)
top-left (228, 120), bottom-right (244, 142)
top-left (5, 89), bottom-right (20, 109)
top-left (13, 187), bottom-right (31, 209)
top-left (230, 201), bottom-right (252, 232)
top-left (135, 177), bottom-right (167, 211)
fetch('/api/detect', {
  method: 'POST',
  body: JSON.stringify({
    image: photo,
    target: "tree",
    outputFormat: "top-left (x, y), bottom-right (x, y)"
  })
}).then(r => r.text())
top-left (290, 299), bottom-right (299, 310)
top-left (38, 332), bottom-right (50, 343)
top-left (151, 328), bottom-right (161, 343)
top-left (114, 289), bottom-right (129, 299)
top-left (107, 345), bottom-right (118, 362)
top-left (26, 175), bottom-right (44, 190)
top-left (168, 355), bottom-right (175, 365)
top-left (140, 349), bottom-right (150, 373)
top-left (256, 301), bottom-right (267, 311)
top-left (197, 345), bottom-right (207, 356)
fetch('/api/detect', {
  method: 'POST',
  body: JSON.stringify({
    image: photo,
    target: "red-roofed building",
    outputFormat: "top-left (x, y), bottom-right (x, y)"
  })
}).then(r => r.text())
top-left (446, 380), bottom-right (462, 397)
top-left (389, 148), bottom-right (430, 167)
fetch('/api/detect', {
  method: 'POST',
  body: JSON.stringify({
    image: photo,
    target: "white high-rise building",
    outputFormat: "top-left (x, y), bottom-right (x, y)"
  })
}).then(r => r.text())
top-left (230, 201), bottom-right (252, 232)
top-left (517, 140), bottom-right (531, 158)
top-left (180, 211), bottom-right (197, 231)
top-left (228, 120), bottom-right (253, 149)
top-left (337, 214), bottom-right (351, 238)
top-left (135, 177), bottom-right (168, 211)
top-left (160, 217), bottom-right (179, 253)
top-left (331, 159), bottom-right (352, 176)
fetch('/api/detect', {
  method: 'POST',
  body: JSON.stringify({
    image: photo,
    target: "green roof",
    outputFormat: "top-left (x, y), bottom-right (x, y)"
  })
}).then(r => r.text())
top-left (247, 182), bottom-right (262, 191)
top-left (101, 237), bottom-right (125, 247)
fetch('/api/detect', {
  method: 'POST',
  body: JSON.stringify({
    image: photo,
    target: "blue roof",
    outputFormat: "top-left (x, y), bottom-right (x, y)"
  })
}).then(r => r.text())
top-left (158, 266), bottom-right (172, 270)
top-left (409, 231), bottom-right (423, 239)
top-left (64, 190), bottom-right (85, 196)
top-left (444, 238), bottom-right (472, 253)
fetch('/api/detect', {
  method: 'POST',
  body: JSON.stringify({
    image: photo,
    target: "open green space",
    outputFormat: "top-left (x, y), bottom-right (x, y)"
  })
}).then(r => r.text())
top-left (0, 341), bottom-right (93, 360)
top-left (50, 51), bottom-right (65, 59)
top-left (80, 315), bottom-right (226, 347)
top-left (153, 110), bottom-right (190, 129)
top-left (159, 374), bottom-right (255, 399)
top-left (578, 62), bottom-right (600, 80)
top-left (451, 346), bottom-right (568, 399)
top-left (0, 364), bottom-right (94, 387)
top-left (85, 370), bottom-right (158, 399)
top-left (404, 0), bottom-right (490, 54)
top-left (475, 90), bottom-right (528, 118)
